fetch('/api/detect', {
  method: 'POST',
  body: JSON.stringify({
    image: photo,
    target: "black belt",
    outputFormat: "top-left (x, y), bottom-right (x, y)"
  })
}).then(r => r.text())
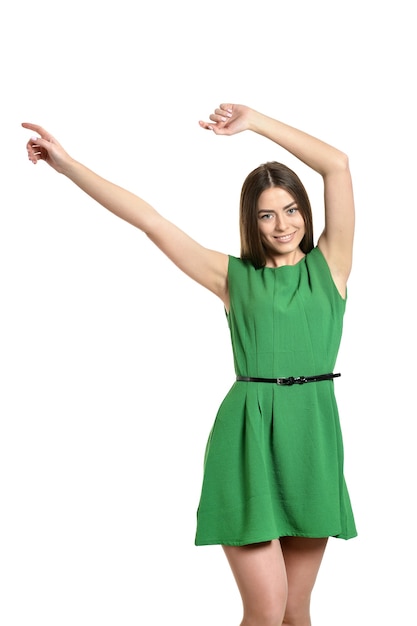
top-left (236, 373), bottom-right (340, 386)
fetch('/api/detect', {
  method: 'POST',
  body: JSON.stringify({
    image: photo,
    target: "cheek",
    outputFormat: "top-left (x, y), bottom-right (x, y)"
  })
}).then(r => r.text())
top-left (297, 216), bottom-right (306, 231)
top-left (258, 223), bottom-right (272, 239)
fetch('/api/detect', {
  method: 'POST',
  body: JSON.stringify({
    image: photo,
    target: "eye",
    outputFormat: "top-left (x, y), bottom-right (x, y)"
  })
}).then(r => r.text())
top-left (259, 213), bottom-right (274, 220)
top-left (286, 207), bottom-right (298, 215)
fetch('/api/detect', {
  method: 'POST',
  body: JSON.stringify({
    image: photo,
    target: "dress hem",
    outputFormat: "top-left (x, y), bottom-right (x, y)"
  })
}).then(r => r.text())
top-left (195, 530), bottom-right (358, 547)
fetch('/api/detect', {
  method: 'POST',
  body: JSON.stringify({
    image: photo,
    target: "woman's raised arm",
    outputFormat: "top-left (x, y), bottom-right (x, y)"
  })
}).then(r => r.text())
top-left (22, 122), bottom-right (229, 304)
top-left (200, 104), bottom-right (355, 296)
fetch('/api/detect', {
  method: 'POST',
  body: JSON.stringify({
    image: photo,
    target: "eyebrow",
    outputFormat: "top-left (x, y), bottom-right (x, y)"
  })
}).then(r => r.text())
top-left (257, 201), bottom-right (297, 214)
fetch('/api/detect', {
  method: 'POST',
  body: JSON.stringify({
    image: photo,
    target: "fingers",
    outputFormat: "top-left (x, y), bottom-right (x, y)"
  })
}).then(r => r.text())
top-left (22, 122), bottom-right (58, 148)
top-left (22, 122), bottom-right (58, 164)
top-left (198, 103), bottom-right (234, 132)
top-left (218, 103), bottom-right (234, 115)
top-left (21, 122), bottom-right (42, 132)
top-left (26, 137), bottom-right (43, 164)
top-left (23, 123), bottom-right (70, 172)
top-left (211, 106), bottom-right (233, 124)
top-left (22, 122), bottom-right (50, 138)
top-left (24, 132), bottom-right (50, 164)
top-left (198, 120), bottom-right (214, 131)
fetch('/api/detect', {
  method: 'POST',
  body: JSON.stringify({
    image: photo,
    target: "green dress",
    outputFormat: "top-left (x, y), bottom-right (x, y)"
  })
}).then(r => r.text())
top-left (195, 247), bottom-right (357, 546)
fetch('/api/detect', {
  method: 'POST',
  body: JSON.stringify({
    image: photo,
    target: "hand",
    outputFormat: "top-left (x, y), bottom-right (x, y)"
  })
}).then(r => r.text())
top-left (21, 123), bottom-right (72, 173)
top-left (199, 103), bottom-right (252, 136)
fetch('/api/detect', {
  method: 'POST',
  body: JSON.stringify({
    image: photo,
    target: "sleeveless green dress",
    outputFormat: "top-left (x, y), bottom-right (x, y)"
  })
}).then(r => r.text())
top-left (195, 247), bottom-right (357, 546)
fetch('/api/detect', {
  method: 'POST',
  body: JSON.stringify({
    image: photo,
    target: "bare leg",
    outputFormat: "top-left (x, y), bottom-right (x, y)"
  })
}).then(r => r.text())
top-left (223, 539), bottom-right (287, 626)
top-left (281, 537), bottom-right (328, 626)
top-left (222, 537), bottom-right (328, 626)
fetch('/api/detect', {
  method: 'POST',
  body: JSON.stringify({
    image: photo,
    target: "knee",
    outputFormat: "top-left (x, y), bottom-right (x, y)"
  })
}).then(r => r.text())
top-left (282, 617), bottom-right (309, 626)
top-left (243, 603), bottom-right (285, 626)
top-left (282, 601), bottom-right (311, 626)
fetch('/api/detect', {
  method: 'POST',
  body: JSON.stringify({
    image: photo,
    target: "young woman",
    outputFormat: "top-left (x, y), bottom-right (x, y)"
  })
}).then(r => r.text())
top-left (23, 102), bottom-right (357, 626)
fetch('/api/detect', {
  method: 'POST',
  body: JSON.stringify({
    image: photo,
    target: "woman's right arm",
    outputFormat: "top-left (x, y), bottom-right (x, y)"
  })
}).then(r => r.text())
top-left (22, 123), bottom-right (229, 304)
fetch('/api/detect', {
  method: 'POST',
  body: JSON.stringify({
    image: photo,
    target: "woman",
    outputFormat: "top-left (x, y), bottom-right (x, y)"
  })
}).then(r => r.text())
top-left (23, 103), bottom-right (357, 626)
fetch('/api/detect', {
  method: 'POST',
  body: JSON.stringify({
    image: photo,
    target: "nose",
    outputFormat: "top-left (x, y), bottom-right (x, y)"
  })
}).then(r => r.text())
top-left (274, 214), bottom-right (286, 232)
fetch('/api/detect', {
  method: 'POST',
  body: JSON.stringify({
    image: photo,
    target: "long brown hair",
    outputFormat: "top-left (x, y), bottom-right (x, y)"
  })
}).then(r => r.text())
top-left (240, 162), bottom-right (314, 268)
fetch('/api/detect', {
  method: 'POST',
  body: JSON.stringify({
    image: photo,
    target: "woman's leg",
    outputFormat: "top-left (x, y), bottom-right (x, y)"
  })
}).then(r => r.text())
top-left (280, 537), bottom-right (328, 626)
top-left (222, 539), bottom-right (288, 626)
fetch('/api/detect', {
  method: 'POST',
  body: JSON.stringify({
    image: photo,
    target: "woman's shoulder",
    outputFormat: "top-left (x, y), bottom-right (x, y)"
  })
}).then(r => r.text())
top-left (228, 254), bottom-right (254, 273)
top-left (306, 247), bottom-right (347, 302)
top-left (305, 246), bottom-right (333, 270)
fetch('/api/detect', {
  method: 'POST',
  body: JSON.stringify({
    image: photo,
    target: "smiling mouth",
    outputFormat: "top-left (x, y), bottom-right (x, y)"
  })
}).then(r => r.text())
top-left (274, 232), bottom-right (295, 242)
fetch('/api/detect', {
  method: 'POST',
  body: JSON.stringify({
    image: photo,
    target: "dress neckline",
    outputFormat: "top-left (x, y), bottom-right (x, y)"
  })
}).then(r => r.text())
top-left (263, 253), bottom-right (307, 270)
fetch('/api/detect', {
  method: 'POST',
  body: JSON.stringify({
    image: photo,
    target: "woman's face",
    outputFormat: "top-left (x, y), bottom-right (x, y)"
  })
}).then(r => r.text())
top-left (257, 187), bottom-right (305, 263)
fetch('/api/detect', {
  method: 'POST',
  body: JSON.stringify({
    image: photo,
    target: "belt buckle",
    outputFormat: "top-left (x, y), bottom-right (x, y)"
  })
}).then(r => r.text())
top-left (276, 376), bottom-right (307, 386)
top-left (277, 376), bottom-right (294, 386)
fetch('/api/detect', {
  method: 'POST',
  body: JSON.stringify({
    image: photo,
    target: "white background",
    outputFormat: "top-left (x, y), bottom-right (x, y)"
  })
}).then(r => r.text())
top-left (1, 1), bottom-right (415, 624)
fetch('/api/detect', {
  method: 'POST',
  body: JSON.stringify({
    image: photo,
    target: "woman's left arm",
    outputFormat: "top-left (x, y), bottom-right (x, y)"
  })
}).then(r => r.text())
top-left (251, 110), bottom-right (355, 292)
top-left (200, 104), bottom-right (355, 295)
top-left (316, 151), bottom-right (355, 297)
